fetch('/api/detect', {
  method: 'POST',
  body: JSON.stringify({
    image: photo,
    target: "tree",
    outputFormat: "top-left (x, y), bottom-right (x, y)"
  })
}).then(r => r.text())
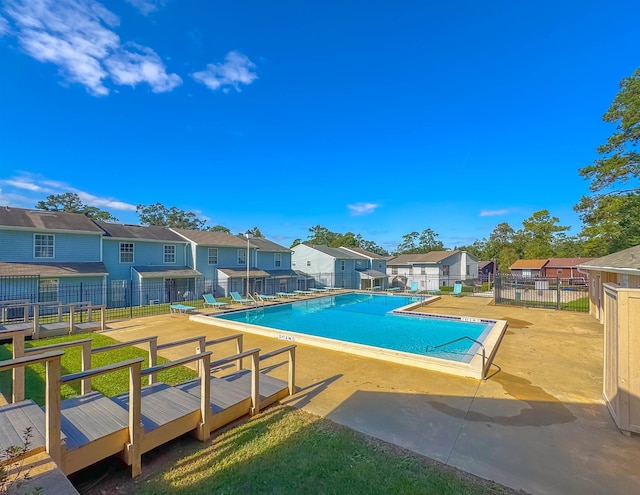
top-left (35, 192), bottom-right (118, 221)
top-left (396, 232), bottom-right (419, 254)
top-left (518, 209), bottom-right (570, 259)
top-left (290, 238), bottom-right (302, 248)
top-left (207, 225), bottom-right (231, 233)
top-left (249, 226), bottom-right (263, 238)
top-left (575, 67), bottom-right (640, 254)
top-left (417, 228), bottom-right (444, 252)
top-left (307, 225), bottom-right (339, 246)
top-left (136, 203), bottom-right (206, 230)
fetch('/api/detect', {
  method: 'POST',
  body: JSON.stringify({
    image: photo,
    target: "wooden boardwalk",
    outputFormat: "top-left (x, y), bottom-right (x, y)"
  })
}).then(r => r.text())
top-left (0, 326), bottom-right (296, 490)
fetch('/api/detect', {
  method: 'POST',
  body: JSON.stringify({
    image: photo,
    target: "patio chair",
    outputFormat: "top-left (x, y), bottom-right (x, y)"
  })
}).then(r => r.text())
top-left (255, 292), bottom-right (278, 302)
top-left (202, 293), bottom-right (229, 308)
top-left (451, 282), bottom-right (464, 297)
top-left (407, 281), bottom-right (419, 293)
top-left (230, 291), bottom-right (254, 305)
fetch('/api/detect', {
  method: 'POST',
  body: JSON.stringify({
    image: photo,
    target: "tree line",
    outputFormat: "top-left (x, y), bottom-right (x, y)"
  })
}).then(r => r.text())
top-left (33, 66), bottom-right (640, 267)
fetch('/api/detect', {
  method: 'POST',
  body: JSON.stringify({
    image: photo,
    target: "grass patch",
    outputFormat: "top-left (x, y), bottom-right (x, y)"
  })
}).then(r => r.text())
top-left (0, 333), bottom-right (198, 405)
top-left (79, 405), bottom-right (519, 495)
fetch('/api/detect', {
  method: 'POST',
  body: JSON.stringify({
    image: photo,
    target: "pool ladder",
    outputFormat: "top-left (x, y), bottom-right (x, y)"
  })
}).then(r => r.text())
top-left (426, 336), bottom-right (488, 380)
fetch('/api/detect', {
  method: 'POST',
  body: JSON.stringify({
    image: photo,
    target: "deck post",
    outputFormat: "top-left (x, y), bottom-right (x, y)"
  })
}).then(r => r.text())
top-left (236, 335), bottom-right (244, 371)
top-left (68, 304), bottom-right (75, 334)
top-left (57, 304), bottom-right (63, 322)
top-left (197, 353), bottom-right (211, 441)
top-left (12, 330), bottom-right (25, 403)
top-left (87, 303), bottom-right (93, 322)
top-left (148, 337), bottom-right (158, 385)
top-left (33, 303), bottom-right (40, 340)
top-left (100, 306), bottom-right (106, 331)
top-left (288, 347), bottom-right (296, 395)
top-left (128, 361), bottom-right (143, 478)
top-left (45, 356), bottom-right (62, 469)
top-left (22, 302), bottom-right (29, 323)
top-left (81, 341), bottom-right (92, 395)
top-left (250, 351), bottom-right (260, 415)
top-left (196, 336), bottom-right (206, 377)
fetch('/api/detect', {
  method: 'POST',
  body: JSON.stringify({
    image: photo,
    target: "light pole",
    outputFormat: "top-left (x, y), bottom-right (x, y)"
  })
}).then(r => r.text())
top-left (244, 231), bottom-right (253, 296)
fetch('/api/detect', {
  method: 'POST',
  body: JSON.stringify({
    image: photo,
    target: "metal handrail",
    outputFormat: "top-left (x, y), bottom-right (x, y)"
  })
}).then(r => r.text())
top-left (426, 336), bottom-right (487, 379)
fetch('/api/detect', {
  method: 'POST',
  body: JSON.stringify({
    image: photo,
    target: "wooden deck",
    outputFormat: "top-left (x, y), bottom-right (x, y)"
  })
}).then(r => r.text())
top-left (0, 326), bottom-right (296, 490)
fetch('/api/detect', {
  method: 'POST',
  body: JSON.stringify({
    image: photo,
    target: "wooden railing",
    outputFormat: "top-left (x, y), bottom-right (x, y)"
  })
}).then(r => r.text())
top-left (259, 344), bottom-right (297, 395)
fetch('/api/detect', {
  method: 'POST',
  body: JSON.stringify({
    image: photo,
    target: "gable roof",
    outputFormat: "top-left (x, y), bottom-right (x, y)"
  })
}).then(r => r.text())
top-left (95, 221), bottom-right (185, 242)
top-left (171, 228), bottom-right (248, 247)
top-left (387, 251), bottom-right (460, 266)
top-left (302, 244), bottom-right (367, 260)
top-left (545, 257), bottom-right (595, 268)
top-left (0, 206), bottom-right (104, 233)
top-left (509, 259), bottom-right (548, 270)
top-left (478, 260), bottom-right (495, 270)
top-left (578, 245), bottom-right (640, 273)
top-left (340, 247), bottom-right (386, 259)
top-left (246, 237), bottom-right (290, 252)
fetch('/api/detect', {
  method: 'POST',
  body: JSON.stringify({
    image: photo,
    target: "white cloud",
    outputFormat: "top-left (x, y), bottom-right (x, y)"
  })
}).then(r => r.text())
top-left (348, 202), bottom-right (379, 216)
top-left (1, 174), bottom-right (137, 211)
top-left (0, 15), bottom-right (10, 35)
top-left (3, 0), bottom-right (181, 96)
top-left (125, 0), bottom-right (165, 15)
top-left (479, 209), bottom-right (510, 217)
top-left (192, 51), bottom-right (258, 92)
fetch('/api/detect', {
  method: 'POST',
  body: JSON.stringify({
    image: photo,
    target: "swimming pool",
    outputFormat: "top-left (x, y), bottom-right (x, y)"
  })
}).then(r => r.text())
top-left (191, 293), bottom-right (507, 379)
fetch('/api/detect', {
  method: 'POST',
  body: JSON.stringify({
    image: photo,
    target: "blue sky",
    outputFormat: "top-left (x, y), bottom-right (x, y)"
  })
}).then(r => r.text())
top-left (0, 0), bottom-right (638, 253)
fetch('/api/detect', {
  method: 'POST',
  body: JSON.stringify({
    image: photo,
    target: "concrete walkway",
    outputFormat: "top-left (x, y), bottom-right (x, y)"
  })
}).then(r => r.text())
top-left (103, 297), bottom-right (640, 495)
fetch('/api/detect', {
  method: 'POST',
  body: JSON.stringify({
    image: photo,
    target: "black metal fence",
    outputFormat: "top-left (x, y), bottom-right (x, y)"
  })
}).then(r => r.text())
top-left (493, 274), bottom-right (589, 312)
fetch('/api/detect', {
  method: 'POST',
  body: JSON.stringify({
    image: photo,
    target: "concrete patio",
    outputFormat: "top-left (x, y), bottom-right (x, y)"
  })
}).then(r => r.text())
top-left (102, 296), bottom-right (640, 495)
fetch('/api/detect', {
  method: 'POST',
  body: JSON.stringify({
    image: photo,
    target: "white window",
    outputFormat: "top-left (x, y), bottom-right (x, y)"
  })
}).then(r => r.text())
top-left (292, 260), bottom-right (297, 266)
top-left (238, 249), bottom-right (246, 265)
top-left (275, 253), bottom-right (282, 267)
top-left (421, 267), bottom-right (426, 275)
top-left (164, 245), bottom-right (176, 263)
top-left (522, 269), bottom-right (531, 278)
top-left (34, 234), bottom-right (54, 258)
top-left (120, 243), bottom-right (134, 263)
top-left (391, 267), bottom-right (398, 275)
top-left (208, 248), bottom-right (218, 265)
top-left (306, 260), bottom-right (311, 267)
top-left (466, 264), bottom-right (470, 275)
top-left (340, 260), bottom-right (345, 271)
top-left (557, 269), bottom-right (563, 274)
top-left (39, 279), bottom-right (58, 303)
top-left (407, 267), bottom-right (412, 275)
top-left (442, 265), bottom-right (450, 276)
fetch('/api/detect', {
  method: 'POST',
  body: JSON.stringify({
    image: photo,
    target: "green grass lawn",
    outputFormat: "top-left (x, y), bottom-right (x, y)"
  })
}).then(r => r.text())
top-left (0, 333), bottom-right (198, 404)
top-left (78, 405), bottom-right (519, 495)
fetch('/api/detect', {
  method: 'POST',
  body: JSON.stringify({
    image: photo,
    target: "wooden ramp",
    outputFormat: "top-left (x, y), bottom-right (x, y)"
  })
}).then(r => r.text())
top-left (0, 331), bottom-right (297, 486)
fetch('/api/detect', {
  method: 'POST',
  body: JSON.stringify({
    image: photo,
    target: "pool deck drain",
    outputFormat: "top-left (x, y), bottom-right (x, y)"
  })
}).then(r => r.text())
top-left (103, 296), bottom-right (640, 495)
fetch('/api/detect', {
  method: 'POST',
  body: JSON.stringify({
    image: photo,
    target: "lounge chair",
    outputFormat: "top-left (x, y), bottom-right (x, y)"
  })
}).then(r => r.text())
top-left (255, 292), bottom-right (278, 302)
top-left (451, 283), bottom-right (463, 297)
top-left (202, 293), bottom-right (229, 308)
top-left (407, 281), bottom-right (419, 293)
top-left (230, 291), bottom-right (254, 305)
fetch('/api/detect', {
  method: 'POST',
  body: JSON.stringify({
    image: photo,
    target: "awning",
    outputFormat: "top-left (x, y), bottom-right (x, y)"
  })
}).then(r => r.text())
top-left (357, 269), bottom-right (389, 280)
top-left (263, 269), bottom-right (299, 278)
top-left (218, 268), bottom-right (271, 278)
top-left (132, 266), bottom-right (201, 278)
top-left (0, 262), bottom-right (108, 278)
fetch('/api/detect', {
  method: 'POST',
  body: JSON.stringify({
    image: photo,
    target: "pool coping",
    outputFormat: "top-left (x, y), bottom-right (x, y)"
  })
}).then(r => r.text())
top-left (190, 295), bottom-right (508, 380)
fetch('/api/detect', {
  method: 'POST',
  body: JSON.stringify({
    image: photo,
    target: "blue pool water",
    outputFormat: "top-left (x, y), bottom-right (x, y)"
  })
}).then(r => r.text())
top-left (216, 293), bottom-right (492, 362)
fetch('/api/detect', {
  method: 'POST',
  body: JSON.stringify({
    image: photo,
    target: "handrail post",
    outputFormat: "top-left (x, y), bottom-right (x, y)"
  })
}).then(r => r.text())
top-left (68, 303), bottom-right (75, 334)
top-left (236, 335), bottom-right (243, 371)
top-left (12, 331), bottom-right (25, 403)
top-left (33, 303), bottom-right (40, 340)
top-left (100, 306), bottom-right (106, 331)
top-left (87, 303), bottom-right (93, 322)
top-left (81, 341), bottom-right (92, 395)
top-left (196, 336), bottom-right (206, 377)
top-left (23, 302), bottom-right (29, 323)
top-left (128, 360), bottom-right (142, 478)
top-left (250, 351), bottom-right (259, 415)
top-left (45, 356), bottom-right (62, 469)
top-left (57, 304), bottom-right (63, 322)
top-left (288, 347), bottom-right (296, 395)
top-left (148, 337), bottom-right (158, 385)
top-left (198, 353), bottom-right (211, 441)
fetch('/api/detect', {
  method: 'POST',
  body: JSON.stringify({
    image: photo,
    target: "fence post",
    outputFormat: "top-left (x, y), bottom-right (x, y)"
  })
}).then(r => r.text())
top-left (556, 277), bottom-right (561, 310)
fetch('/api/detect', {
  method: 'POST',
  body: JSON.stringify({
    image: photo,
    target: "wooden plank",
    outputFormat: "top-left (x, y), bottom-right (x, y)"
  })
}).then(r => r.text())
top-left (0, 400), bottom-right (46, 456)
top-left (59, 392), bottom-right (128, 451)
top-left (175, 377), bottom-right (251, 413)
top-left (112, 383), bottom-right (201, 433)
